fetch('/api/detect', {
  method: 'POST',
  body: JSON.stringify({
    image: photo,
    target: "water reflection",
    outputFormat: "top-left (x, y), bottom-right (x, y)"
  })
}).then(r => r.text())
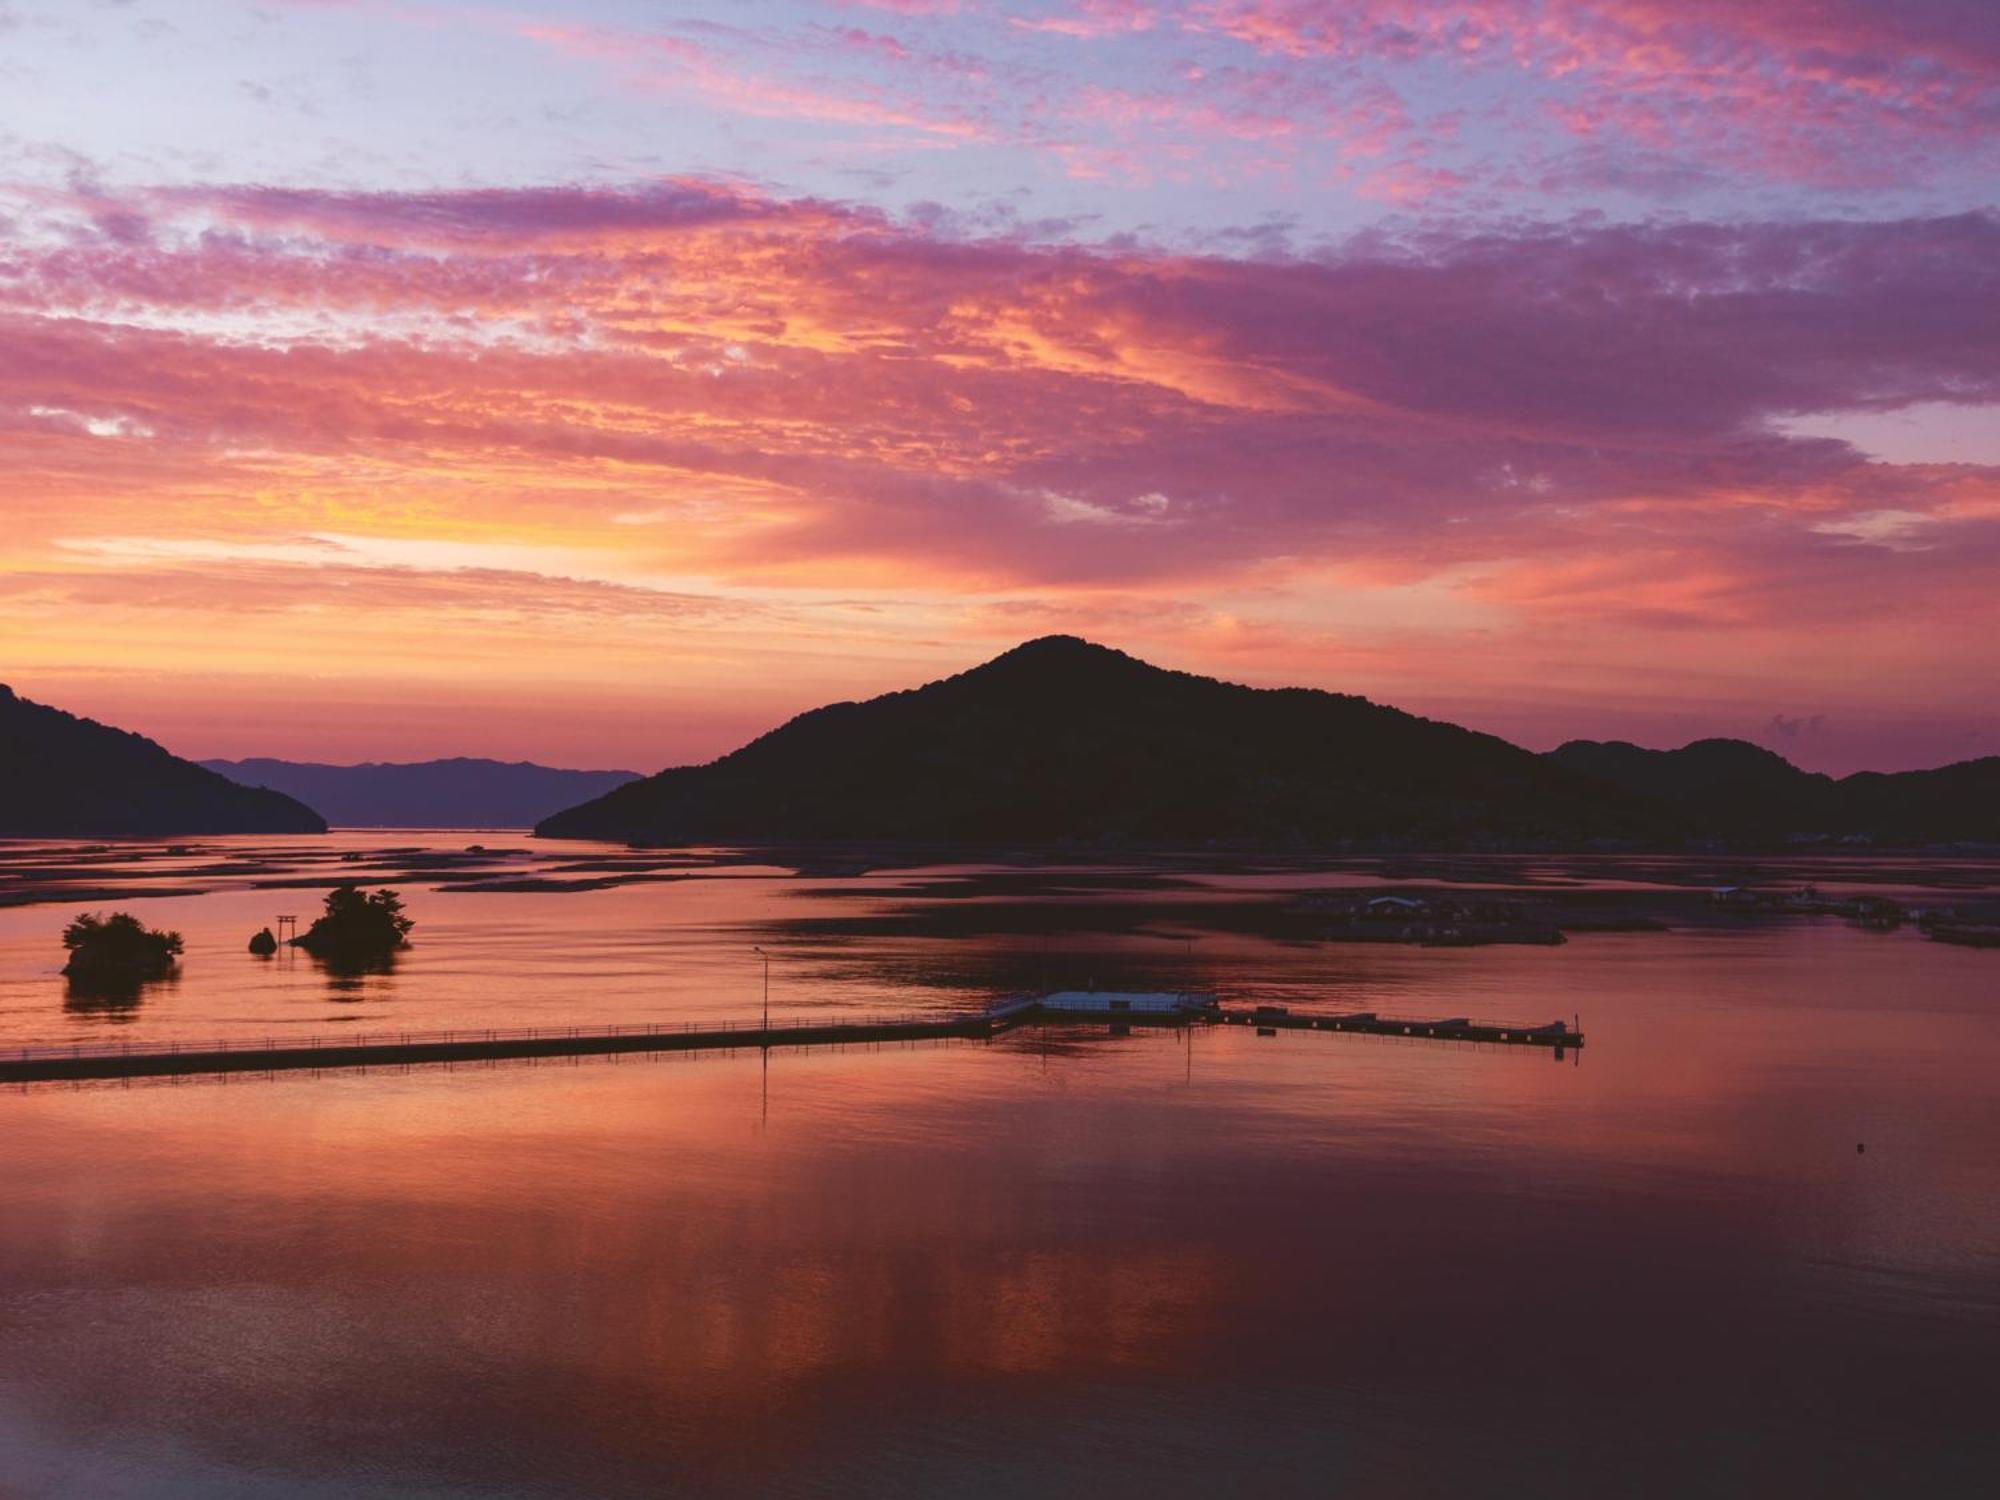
top-left (2, 835), bottom-right (1996, 1050)
top-left (310, 946), bottom-right (400, 999)
top-left (3, 840), bottom-right (2000, 1494)
top-left (61, 967), bottom-right (178, 1021)
top-left (2, 1018), bottom-right (1997, 1499)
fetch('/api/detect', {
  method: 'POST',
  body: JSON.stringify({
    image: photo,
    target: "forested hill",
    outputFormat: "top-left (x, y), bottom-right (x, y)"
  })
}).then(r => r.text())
top-left (1548, 738), bottom-right (2000, 843)
top-left (0, 686), bottom-right (326, 836)
top-left (538, 637), bottom-right (1668, 847)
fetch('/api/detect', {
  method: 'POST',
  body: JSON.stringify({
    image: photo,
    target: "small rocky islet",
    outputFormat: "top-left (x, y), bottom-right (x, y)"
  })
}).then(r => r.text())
top-left (60, 911), bottom-right (184, 989)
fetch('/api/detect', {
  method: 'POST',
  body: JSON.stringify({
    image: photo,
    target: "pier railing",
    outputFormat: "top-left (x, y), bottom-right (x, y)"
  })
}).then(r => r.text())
top-left (1219, 1010), bottom-right (1575, 1035)
top-left (5, 1012), bottom-right (958, 1067)
top-left (2, 1002), bottom-right (1581, 1083)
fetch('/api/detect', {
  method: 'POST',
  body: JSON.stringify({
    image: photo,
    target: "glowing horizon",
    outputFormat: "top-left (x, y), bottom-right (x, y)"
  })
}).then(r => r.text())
top-left (3, 1), bottom-right (1996, 775)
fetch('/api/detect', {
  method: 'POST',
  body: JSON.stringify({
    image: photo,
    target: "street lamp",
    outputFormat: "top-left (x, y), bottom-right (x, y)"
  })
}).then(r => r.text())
top-left (753, 945), bottom-right (769, 1034)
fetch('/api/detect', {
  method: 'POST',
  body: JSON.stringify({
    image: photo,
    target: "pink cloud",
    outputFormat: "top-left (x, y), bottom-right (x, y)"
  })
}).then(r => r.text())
top-left (1012, 1), bottom-right (1161, 38)
top-left (145, 178), bottom-right (848, 249)
top-left (8, 184), bottom-right (1997, 533)
top-left (3, 178), bottom-right (1994, 767)
top-left (839, 1), bottom-right (969, 14)
top-left (257, 0), bottom-right (1996, 199)
top-left (519, 22), bottom-right (992, 140)
top-left (1187, 0), bottom-right (2000, 182)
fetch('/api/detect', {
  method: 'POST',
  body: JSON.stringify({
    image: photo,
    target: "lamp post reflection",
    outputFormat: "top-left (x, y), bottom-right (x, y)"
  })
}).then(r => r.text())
top-left (754, 945), bottom-right (770, 1130)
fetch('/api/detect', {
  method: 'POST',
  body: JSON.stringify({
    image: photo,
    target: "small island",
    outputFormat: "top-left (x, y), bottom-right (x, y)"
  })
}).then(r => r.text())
top-left (62, 911), bottom-right (184, 986)
top-left (291, 885), bottom-right (414, 962)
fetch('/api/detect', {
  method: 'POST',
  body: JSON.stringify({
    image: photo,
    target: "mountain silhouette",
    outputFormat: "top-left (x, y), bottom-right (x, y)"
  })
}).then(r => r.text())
top-left (1547, 738), bottom-right (1833, 833)
top-left (1549, 737), bottom-right (1999, 842)
top-left (205, 757), bottom-right (641, 829)
top-left (536, 636), bottom-right (1669, 846)
top-left (0, 686), bottom-right (326, 836)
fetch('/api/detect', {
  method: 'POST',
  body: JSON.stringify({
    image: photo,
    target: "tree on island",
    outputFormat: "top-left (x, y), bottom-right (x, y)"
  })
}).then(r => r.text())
top-left (292, 885), bottom-right (413, 960)
top-left (61, 912), bottom-right (184, 982)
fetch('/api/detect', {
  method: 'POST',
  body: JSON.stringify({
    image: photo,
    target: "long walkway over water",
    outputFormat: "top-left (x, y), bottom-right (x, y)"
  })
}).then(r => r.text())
top-left (1, 1001), bottom-right (1582, 1083)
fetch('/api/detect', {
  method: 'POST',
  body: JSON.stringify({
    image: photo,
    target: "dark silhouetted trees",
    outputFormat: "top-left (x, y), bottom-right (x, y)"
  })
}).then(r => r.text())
top-left (293, 885), bottom-right (414, 960)
top-left (61, 912), bottom-right (184, 982)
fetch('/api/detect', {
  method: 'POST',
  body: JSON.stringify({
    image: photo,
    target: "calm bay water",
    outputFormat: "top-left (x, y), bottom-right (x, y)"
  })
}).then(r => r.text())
top-left (2, 837), bottom-right (1997, 1496)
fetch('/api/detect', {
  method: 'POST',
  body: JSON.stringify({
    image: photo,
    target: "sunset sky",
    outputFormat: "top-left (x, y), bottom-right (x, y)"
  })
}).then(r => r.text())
top-left (3, 0), bottom-right (1996, 774)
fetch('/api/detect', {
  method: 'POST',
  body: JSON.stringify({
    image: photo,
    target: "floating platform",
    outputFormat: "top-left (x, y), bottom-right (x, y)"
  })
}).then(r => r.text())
top-left (0, 995), bottom-right (1580, 1083)
top-left (1213, 1007), bottom-right (1580, 1048)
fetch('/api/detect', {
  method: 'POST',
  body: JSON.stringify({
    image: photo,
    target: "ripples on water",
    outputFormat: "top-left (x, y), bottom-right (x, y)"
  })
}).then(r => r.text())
top-left (1, 836), bottom-right (1996, 1497)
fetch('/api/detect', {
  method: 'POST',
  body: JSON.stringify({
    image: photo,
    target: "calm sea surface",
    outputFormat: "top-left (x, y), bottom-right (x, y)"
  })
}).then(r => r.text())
top-left (2, 836), bottom-right (1997, 1496)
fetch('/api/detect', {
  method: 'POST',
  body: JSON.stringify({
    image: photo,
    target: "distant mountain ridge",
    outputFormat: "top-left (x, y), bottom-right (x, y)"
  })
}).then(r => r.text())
top-left (537, 636), bottom-right (1671, 847)
top-left (205, 757), bottom-right (642, 829)
top-left (9, 657), bottom-right (1984, 848)
top-left (0, 686), bottom-right (326, 836)
top-left (1546, 737), bottom-right (2000, 843)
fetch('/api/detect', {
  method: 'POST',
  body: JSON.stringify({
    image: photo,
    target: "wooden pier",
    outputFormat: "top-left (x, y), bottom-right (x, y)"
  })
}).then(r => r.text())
top-left (0, 998), bottom-right (1581, 1084)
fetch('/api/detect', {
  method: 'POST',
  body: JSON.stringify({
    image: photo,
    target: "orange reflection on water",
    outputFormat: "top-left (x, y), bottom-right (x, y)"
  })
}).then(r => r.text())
top-left (3, 850), bottom-right (2000, 1495)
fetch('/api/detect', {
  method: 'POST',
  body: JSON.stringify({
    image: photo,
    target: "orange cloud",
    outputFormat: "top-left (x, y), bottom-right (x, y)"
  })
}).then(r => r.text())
top-left (2, 179), bottom-right (1994, 771)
